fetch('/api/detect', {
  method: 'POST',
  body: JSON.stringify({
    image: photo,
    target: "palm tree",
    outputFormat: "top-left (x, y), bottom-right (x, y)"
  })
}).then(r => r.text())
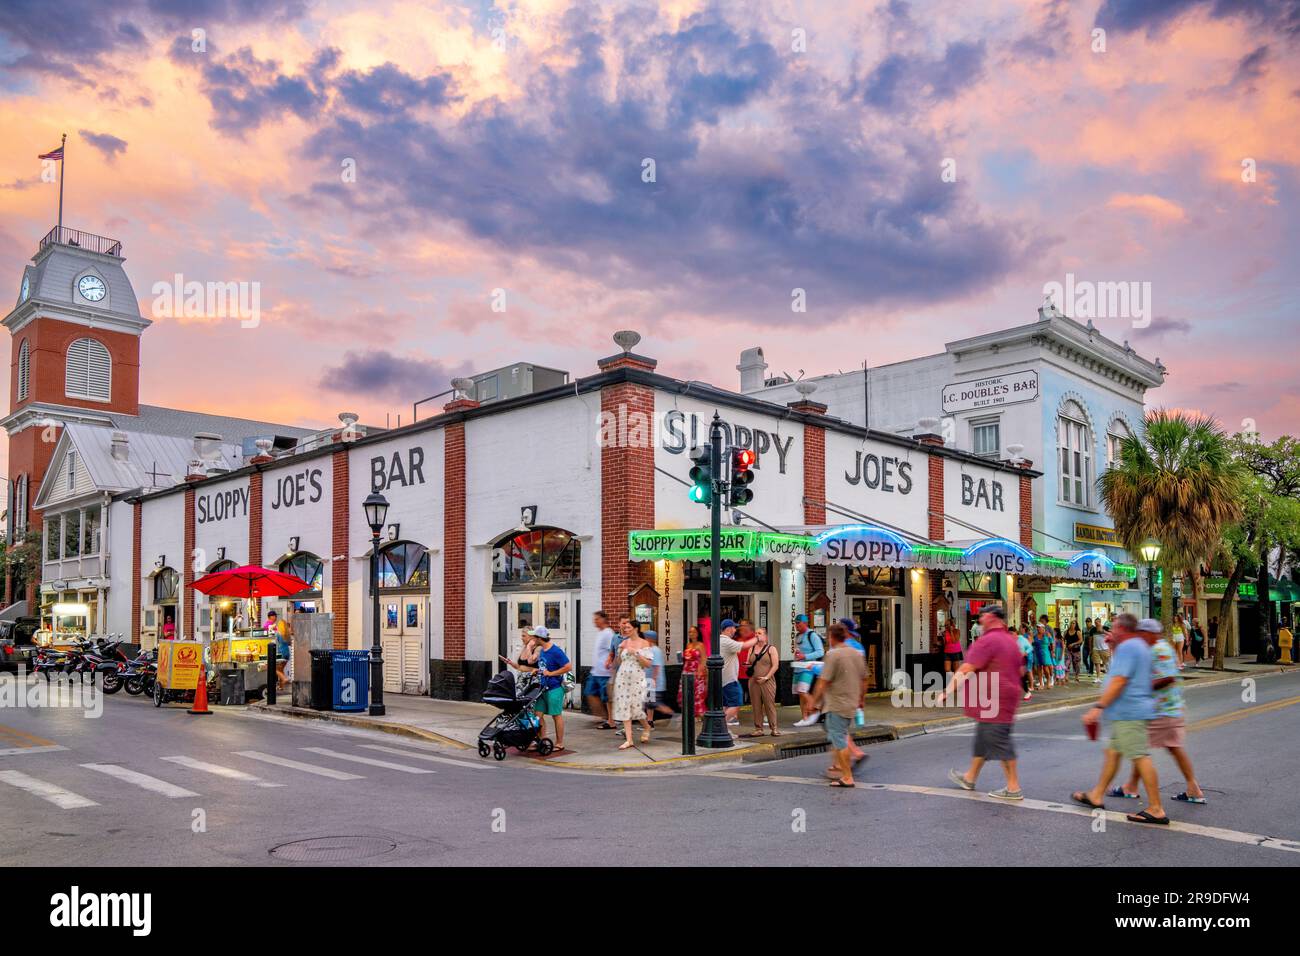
top-left (1100, 410), bottom-right (1244, 638)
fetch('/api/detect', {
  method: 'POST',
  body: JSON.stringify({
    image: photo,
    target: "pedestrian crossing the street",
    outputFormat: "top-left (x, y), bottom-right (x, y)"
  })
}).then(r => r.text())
top-left (0, 743), bottom-right (486, 811)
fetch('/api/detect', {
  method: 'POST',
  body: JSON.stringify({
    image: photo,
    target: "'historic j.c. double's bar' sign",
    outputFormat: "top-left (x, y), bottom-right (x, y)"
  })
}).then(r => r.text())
top-left (941, 370), bottom-right (1039, 413)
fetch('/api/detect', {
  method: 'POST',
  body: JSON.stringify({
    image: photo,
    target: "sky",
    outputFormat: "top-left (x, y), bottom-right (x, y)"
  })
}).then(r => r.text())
top-left (1, 0), bottom-right (1297, 468)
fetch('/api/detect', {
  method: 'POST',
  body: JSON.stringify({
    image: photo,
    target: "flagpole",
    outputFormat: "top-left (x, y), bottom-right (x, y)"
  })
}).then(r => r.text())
top-left (57, 133), bottom-right (66, 237)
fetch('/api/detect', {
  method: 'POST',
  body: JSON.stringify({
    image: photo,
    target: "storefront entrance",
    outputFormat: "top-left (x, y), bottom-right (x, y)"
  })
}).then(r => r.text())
top-left (850, 597), bottom-right (893, 692)
top-left (693, 592), bottom-right (772, 644)
top-left (381, 594), bottom-right (428, 695)
top-left (500, 592), bottom-right (574, 664)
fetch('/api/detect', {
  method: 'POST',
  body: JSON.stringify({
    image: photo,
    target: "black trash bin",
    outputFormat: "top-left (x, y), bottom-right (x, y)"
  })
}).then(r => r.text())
top-left (218, 668), bottom-right (245, 706)
top-left (309, 649), bottom-right (333, 711)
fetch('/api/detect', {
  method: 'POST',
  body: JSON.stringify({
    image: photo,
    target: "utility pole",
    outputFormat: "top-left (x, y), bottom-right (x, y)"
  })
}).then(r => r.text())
top-left (696, 414), bottom-right (732, 749)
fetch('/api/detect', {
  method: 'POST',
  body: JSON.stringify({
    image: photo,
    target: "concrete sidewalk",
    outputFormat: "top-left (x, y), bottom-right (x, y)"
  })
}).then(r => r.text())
top-left (250, 657), bottom-right (1290, 772)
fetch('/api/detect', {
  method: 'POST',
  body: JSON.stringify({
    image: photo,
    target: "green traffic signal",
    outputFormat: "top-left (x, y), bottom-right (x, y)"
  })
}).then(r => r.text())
top-left (689, 446), bottom-right (712, 506)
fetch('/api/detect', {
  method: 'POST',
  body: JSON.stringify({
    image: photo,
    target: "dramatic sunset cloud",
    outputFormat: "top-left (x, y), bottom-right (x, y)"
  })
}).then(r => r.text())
top-left (1, 0), bottom-right (1297, 473)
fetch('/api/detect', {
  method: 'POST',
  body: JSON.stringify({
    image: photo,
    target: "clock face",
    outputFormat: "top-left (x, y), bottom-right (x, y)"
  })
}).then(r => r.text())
top-left (20, 273), bottom-right (29, 302)
top-left (78, 275), bottom-right (106, 302)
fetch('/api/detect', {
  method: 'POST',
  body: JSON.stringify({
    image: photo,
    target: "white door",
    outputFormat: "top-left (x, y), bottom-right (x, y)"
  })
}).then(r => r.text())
top-left (506, 593), bottom-right (574, 703)
top-left (381, 594), bottom-right (428, 695)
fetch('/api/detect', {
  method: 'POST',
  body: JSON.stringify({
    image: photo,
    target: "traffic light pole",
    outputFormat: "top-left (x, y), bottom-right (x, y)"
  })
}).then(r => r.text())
top-left (697, 413), bottom-right (733, 749)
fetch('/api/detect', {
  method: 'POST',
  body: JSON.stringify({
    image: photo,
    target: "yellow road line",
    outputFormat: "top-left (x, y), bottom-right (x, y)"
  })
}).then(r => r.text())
top-left (0, 725), bottom-right (56, 748)
top-left (1188, 695), bottom-right (1300, 733)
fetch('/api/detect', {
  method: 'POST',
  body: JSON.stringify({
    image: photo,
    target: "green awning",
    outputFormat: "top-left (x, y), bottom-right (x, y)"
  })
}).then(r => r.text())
top-left (1269, 581), bottom-right (1300, 603)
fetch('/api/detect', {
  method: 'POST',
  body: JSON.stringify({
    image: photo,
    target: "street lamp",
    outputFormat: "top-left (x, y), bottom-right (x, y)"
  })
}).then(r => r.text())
top-left (363, 491), bottom-right (390, 716)
top-left (1139, 538), bottom-right (1162, 620)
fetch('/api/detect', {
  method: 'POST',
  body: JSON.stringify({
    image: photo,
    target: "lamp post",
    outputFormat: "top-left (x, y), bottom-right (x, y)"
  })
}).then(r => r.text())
top-left (363, 491), bottom-right (390, 716)
top-left (1139, 539), bottom-right (1162, 620)
top-left (696, 414), bottom-right (733, 749)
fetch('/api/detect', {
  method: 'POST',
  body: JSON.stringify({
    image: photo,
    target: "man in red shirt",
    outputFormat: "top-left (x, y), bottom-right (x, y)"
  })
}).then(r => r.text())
top-left (939, 605), bottom-right (1024, 800)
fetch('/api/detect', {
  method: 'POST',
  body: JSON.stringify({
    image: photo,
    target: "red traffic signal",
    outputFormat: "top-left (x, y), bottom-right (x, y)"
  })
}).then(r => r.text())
top-left (729, 447), bottom-right (755, 506)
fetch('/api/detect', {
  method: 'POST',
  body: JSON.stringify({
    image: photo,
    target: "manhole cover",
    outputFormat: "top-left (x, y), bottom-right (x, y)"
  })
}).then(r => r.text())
top-left (269, 836), bottom-right (398, 863)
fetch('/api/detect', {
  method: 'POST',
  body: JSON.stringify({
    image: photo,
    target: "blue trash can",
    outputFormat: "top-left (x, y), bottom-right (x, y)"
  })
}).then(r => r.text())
top-left (330, 650), bottom-right (369, 712)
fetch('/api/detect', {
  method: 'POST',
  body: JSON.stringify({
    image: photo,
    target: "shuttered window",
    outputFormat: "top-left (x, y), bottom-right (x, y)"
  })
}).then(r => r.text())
top-left (65, 338), bottom-right (111, 401)
top-left (17, 339), bottom-right (30, 400)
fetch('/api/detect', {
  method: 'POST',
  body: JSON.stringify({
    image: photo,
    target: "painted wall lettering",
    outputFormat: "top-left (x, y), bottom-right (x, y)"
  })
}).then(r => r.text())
top-left (661, 410), bottom-right (793, 474)
top-left (370, 447), bottom-right (426, 492)
top-left (844, 451), bottom-right (913, 494)
top-left (961, 474), bottom-right (1005, 512)
top-left (196, 486), bottom-right (250, 524)
top-left (270, 467), bottom-right (324, 510)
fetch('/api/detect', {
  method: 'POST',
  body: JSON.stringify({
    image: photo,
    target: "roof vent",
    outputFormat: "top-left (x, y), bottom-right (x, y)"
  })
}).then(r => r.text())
top-left (110, 431), bottom-right (129, 462)
top-left (193, 432), bottom-right (223, 461)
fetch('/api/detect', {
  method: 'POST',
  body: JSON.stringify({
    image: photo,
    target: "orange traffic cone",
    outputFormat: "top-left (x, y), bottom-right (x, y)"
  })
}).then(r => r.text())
top-left (188, 665), bottom-right (212, 716)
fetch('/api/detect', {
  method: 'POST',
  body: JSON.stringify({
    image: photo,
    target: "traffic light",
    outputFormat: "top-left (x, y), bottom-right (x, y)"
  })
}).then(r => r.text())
top-left (729, 447), bottom-right (755, 506)
top-left (688, 445), bottom-right (712, 505)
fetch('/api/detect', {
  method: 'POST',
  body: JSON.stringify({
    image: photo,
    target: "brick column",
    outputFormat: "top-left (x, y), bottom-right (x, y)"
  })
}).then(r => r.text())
top-left (183, 485), bottom-right (196, 639)
top-left (247, 466), bottom-right (266, 620)
top-left (921, 436), bottom-right (946, 650)
top-left (131, 501), bottom-right (142, 641)
top-left (793, 399), bottom-right (828, 597)
top-left (331, 449), bottom-right (349, 649)
top-left (441, 396), bottom-right (478, 699)
top-left (598, 353), bottom-right (657, 620)
top-left (1017, 461), bottom-right (1035, 550)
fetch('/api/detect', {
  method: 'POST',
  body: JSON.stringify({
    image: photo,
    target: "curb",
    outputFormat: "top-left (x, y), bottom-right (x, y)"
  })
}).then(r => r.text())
top-left (248, 702), bottom-right (470, 750)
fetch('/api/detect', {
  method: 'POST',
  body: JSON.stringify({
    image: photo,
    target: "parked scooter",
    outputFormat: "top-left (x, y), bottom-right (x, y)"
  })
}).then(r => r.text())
top-left (122, 648), bottom-right (157, 697)
top-left (80, 636), bottom-right (132, 694)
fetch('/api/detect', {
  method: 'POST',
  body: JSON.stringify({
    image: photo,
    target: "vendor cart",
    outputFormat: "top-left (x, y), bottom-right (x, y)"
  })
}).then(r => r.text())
top-left (153, 639), bottom-right (204, 707)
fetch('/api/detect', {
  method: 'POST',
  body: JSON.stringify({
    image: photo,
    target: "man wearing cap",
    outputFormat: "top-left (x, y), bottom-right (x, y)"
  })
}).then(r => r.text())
top-left (527, 626), bottom-right (571, 752)
top-left (718, 619), bottom-right (759, 728)
top-left (1073, 612), bottom-right (1167, 825)
top-left (1109, 619), bottom-right (1207, 805)
top-left (791, 614), bottom-right (825, 724)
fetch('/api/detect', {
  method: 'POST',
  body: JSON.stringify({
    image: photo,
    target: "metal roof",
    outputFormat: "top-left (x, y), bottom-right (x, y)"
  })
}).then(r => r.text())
top-left (59, 422), bottom-right (245, 495)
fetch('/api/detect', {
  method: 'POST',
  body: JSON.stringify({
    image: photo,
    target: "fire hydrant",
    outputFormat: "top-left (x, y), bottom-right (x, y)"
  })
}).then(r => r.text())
top-left (1279, 626), bottom-right (1294, 665)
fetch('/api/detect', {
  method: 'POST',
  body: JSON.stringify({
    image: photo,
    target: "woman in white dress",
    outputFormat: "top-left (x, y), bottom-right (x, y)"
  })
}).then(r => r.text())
top-left (611, 625), bottom-right (653, 750)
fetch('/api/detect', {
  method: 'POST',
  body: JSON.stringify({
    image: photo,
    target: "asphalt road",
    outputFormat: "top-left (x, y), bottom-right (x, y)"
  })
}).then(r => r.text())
top-left (2, 669), bottom-right (1298, 867)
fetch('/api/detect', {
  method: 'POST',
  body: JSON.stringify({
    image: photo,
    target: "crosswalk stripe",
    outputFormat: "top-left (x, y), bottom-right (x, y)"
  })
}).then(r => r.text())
top-left (233, 750), bottom-right (363, 780)
top-left (0, 770), bottom-right (98, 809)
top-left (301, 747), bottom-right (436, 774)
top-left (161, 756), bottom-right (284, 788)
top-left (357, 744), bottom-right (491, 769)
top-left (0, 745), bottom-right (68, 757)
top-left (702, 771), bottom-right (1300, 854)
top-left (81, 763), bottom-right (199, 798)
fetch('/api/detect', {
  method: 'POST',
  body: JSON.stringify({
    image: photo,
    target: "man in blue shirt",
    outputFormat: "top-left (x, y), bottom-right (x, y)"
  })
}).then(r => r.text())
top-left (791, 614), bottom-right (824, 724)
top-left (527, 626), bottom-right (572, 752)
top-left (1073, 613), bottom-right (1166, 824)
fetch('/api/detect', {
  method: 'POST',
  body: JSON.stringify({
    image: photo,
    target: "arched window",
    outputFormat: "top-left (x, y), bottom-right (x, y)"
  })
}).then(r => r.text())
top-left (378, 542), bottom-right (429, 591)
top-left (12, 474), bottom-right (27, 535)
top-left (1057, 400), bottom-right (1092, 506)
top-left (1106, 418), bottom-right (1132, 470)
top-left (280, 552), bottom-right (324, 595)
top-left (154, 567), bottom-right (179, 603)
top-left (491, 528), bottom-right (581, 588)
top-left (65, 337), bottom-right (111, 401)
top-left (17, 339), bottom-right (30, 401)
top-left (207, 559), bottom-right (237, 573)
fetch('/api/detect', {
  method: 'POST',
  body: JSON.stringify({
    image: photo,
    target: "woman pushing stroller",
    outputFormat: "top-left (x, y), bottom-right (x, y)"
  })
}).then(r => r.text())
top-left (499, 625), bottom-right (571, 752)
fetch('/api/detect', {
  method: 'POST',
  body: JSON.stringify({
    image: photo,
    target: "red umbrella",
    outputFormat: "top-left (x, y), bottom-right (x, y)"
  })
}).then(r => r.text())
top-left (191, 564), bottom-right (311, 598)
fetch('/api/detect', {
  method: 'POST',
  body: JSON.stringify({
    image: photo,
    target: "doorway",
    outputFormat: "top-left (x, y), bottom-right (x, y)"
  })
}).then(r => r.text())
top-left (693, 593), bottom-right (765, 647)
top-left (502, 592), bottom-right (573, 664)
top-left (850, 597), bottom-right (890, 692)
top-left (380, 594), bottom-right (428, 694)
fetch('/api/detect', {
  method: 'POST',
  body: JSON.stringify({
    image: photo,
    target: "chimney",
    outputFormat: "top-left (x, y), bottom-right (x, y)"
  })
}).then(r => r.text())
top-left (110, 431), bottom-right (129, 462)
top-left (597, 329), bottom-right (657, 373)
top-left (737, 347), bottom-right (768, 393)
top-left (914, 416), bottom-right (945, 447)
top-left (185, 458), bottom-right (206, 482)
top-left (250, 438), bottom-right (275, 464)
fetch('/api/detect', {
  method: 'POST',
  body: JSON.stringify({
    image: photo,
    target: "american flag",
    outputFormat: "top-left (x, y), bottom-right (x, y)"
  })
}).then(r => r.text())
top-left (38, 145), bottom-right (64, 160)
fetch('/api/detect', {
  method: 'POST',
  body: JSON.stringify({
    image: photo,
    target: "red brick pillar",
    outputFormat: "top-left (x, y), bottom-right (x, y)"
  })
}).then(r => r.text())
top-left (598, 352), bottom-right (657, 620)
top-left (793, 399), bottom-right (828, 597)
top-left (920, 434), bottom-right (946, 650)
top-left (331, 449), bottom-right (349, 649)
top-left (131, 500), bottom-right (142, 641)
top-left (443, 396), bottom-right (479, 697)
top-left (247, 465), bottom-right (266, 620)
top-left (183, 484), bottom-right (197, 639)
top-left (1017, 461), bottom-right (1035, 550)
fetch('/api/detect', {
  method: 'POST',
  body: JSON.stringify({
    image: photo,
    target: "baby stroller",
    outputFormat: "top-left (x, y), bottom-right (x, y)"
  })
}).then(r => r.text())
top-left (477, 669), bottom-right (555, 760)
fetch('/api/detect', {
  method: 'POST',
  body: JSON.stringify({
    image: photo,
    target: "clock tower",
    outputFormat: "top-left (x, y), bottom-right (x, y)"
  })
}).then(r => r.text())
top-left (3, 225), bottom-right (149, 607)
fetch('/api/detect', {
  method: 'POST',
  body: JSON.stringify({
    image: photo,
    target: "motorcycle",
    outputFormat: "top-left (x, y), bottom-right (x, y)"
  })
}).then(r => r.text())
top-left (80, 637), bottom-right (132, 694)
top-left (122, 648), bottom-right (157, 697)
